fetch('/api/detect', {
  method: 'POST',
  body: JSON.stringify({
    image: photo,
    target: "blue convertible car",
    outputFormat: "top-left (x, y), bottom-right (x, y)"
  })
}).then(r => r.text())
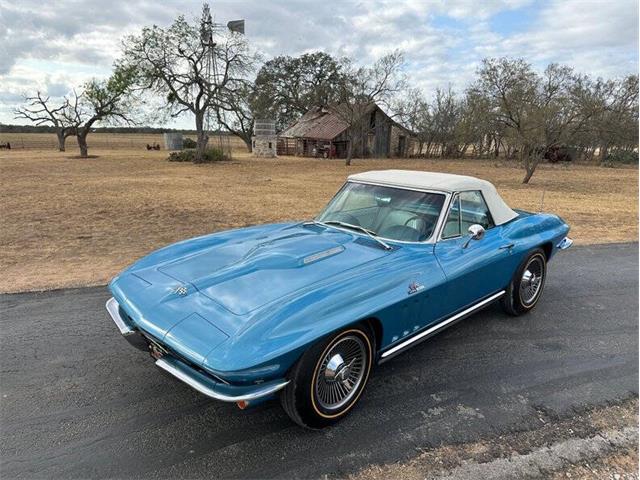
top-left (107, 170), bottom-right (572, 428)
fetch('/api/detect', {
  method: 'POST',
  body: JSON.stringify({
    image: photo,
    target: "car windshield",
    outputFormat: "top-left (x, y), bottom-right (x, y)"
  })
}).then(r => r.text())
top-left (316, 182), bottom-right (446, 242)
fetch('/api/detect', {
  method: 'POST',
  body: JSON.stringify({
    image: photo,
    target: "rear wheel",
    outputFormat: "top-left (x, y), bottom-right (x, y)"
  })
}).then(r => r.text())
top-left (280, 325), bottom-right (374, 429)
top-left (501, 248), bottom-right (547, 316)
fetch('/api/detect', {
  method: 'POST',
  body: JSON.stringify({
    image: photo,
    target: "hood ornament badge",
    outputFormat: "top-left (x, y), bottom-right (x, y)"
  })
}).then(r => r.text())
top-left (174, 285), bottom-right (188, 296)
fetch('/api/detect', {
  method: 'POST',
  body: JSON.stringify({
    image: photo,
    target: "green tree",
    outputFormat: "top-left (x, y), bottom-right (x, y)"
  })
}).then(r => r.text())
top-left (251, 52), bottom-right (348, 131)
top-left (63, 65), bottom-right (137, 157)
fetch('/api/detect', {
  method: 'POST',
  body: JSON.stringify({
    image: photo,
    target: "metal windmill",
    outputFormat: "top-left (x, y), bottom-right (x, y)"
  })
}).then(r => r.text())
top-left (200, 3), bottom-right (245, 154)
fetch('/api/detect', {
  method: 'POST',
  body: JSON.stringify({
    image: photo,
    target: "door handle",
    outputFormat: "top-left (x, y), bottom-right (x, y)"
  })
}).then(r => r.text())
top-left (499, 243), bottom-right (515, 250)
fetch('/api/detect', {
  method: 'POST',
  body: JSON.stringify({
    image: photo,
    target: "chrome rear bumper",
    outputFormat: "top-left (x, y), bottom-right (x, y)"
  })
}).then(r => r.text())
top-left (105, 297), bottom-right (289, 404)
top-left (557, 236), bottom-right (574, 250)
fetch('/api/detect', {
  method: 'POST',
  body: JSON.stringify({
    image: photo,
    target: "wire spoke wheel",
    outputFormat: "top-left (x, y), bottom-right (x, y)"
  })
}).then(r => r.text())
top-left (314, 335), bottom-right (367, 411)
top-left (520, 256), bottom-right (544, 305)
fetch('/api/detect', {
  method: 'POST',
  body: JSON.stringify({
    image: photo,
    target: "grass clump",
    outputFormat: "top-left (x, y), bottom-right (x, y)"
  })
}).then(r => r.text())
top-left (182, 137), bottom-right (197, 148)
top-left (601, 150), bottom-right (638, 167)
top-left (168, 147), bottom-right (229, 163)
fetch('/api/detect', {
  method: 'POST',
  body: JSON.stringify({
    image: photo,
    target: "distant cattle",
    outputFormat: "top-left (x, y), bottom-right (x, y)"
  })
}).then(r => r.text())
top-left (529, 145), bottom-right (574, 163)
top-left (146, 143), bottom-right (161, 151)
top-left (544, 146), bottom-right (574, 163)
top-left (0, 142), bottom-right (11, 150)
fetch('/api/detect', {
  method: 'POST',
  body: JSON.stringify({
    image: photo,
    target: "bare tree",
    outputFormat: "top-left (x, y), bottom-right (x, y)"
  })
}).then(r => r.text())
top-left (472, 58), bottom-right (622, 182)
top-left (121, 6), bottom-right (258, 161)
top-left (474, 59), bottom-right (554, 182)
top-left (335, 51), bottom-right (406, 165)
top-left (14, 92), bottom-right (75, 151)
top-left (586, 75), bottom-right (638, 162)
top-left (63, 66), bottom-right (137, 157)
top-left (373, 56), bottom-right (636, 170)
top-left (394, 88), bottom-right (431, 155)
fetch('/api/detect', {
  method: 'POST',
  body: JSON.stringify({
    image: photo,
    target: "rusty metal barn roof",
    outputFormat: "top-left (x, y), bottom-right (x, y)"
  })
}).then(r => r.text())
top-left (279, 106), bottom-right (350, 140)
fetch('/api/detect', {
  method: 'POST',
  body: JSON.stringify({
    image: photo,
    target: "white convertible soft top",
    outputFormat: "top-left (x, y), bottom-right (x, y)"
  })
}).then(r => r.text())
top-left (348, 170), bottom-right (518, 225)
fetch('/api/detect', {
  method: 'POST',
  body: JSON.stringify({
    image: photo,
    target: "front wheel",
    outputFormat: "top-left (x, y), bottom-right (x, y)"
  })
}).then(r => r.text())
top-left (501, 248), bottom-right (547, 316)
top-left (280, 325), bottom-right (374, 429)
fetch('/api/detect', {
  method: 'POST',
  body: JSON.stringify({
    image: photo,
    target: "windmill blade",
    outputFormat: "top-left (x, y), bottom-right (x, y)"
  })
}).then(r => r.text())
top-left (227, 20), bottom-right (245, 34)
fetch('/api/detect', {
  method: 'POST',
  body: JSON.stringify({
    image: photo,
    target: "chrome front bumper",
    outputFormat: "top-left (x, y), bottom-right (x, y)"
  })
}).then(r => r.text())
top-left (105, 297), bottom-right (148, 351)
top-left (155, 355), bottom-right (289, 402)
top-left (557, 236), bottom-right (574, 250)
top-left (105, 297), bottom-right (289, 404)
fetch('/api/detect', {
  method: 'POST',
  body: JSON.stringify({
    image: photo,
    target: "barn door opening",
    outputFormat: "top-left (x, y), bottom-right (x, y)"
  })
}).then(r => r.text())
top-left (397, 135), bottom-right (406, 157)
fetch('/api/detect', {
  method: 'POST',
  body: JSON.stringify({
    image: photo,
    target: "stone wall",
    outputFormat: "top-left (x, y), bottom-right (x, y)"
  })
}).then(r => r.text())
top-left (390, 125), bottom-right (417, 157)
top-left (253, 135), bottom-right (277, 157)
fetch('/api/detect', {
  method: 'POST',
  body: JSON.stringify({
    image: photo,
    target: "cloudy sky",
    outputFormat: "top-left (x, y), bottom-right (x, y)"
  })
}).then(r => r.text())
top-left (1, 0), bottom-right (637, 128)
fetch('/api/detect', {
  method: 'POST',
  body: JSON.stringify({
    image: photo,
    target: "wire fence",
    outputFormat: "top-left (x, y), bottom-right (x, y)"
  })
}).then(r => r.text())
top-left (0, 133), bottom-right (246, 151)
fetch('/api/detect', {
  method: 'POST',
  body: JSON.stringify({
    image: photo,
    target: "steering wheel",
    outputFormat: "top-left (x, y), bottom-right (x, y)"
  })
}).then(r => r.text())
top-left (403, 215), bottom-right (424, 228)
top-left (403, 215), bottom-right (429, 239)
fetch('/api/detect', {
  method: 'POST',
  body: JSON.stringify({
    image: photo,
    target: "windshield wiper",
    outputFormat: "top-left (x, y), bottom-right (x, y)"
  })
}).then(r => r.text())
top-left (316, 220), bottom-right (392, 250)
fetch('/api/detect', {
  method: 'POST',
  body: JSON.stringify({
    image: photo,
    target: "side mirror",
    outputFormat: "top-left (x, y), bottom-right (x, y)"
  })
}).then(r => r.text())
top-left (463, 224), bottom-right (485, 248)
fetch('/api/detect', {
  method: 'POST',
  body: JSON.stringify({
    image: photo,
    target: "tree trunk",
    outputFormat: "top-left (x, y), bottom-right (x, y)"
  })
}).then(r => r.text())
top-left (599, 143), bottom-right (609, 164)
top-left (77, 131), bottom-right (89, 158)
top-left (195, 113), bottom-right (209, 162)
top-left (522, 148), bottom-right (541, 184)
top-left (242, 134), bottom-right (252, 153)
top-left (56, 130), bottom-right (66, 152)
top-left (345, 138), bottom-right (353, 166)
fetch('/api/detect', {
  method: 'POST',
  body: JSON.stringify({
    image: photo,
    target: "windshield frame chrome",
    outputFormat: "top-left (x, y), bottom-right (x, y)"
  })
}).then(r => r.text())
top-left (314, 180), bottom-right (451, 246)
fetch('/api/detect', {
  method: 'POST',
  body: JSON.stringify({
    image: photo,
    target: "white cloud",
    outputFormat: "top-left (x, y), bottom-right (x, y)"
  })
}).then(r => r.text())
top-left (481, 0), bottom-right (639, 78)
top-left (0, 0), bottom-right (637, 127)
top-left (442, 0), bottom-right (532, 19)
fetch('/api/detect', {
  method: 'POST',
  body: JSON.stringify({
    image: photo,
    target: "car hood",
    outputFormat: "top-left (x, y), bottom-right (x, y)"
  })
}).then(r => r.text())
top-left (110, 223), bottom-right (393, 340)
top-left (160, 224), bottom-right (394, 315)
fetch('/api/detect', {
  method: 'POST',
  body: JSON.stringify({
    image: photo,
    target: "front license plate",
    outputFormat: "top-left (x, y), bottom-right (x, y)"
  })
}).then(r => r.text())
top-left (146, 338), bottom-right (168, 360)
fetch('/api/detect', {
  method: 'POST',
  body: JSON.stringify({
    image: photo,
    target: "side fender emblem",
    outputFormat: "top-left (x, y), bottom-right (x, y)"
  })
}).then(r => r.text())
top-left (408, 282), bottom-right (425, 295)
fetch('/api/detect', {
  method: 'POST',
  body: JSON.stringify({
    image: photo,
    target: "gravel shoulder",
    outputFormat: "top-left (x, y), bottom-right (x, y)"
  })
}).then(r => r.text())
top-left (351, 398), bottom-right (638, 480)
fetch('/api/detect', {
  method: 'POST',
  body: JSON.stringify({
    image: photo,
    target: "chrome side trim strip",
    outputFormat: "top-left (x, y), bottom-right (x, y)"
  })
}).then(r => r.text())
top-left (380, 290), bottom-right (506, 360)
top-left (106, 297), bottom-right (135, 335)
top-left (155, 357), bottom-right (290, 402)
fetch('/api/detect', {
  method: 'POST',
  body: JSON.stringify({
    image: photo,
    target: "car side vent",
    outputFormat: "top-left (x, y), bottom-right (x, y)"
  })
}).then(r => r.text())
top-left (302, 246), bottom-right (344, 265)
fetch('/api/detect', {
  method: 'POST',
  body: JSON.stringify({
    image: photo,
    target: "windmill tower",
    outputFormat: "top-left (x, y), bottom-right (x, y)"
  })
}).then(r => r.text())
top-left (200, 3), bottom-right (245, 157)
top-left (253, 119), bottom-right (277, 157)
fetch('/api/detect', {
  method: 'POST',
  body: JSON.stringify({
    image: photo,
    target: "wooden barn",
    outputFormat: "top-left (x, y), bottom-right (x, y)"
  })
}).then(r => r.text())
top-left (277, 104), bottom-right (416, 159)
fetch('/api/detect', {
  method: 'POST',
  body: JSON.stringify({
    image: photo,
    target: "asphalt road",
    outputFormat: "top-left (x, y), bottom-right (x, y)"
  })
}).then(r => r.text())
top-left (1, 243), bottom-right (637, 479)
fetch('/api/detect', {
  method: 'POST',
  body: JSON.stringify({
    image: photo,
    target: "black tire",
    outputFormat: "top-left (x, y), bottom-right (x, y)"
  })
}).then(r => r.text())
top-left (501, 248), bottom-right (547, 316)
top-left (280, 324), bottom-right (374, 429)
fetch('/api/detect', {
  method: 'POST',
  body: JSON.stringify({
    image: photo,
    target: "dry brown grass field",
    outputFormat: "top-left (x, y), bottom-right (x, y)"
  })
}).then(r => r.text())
top-left (0, 132), bottom-right (245, 150)
top-left (0, 144), bottom-right (637, 293)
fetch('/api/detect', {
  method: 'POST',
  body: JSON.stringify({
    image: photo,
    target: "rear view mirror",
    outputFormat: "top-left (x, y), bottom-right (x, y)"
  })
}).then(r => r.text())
top-left (375, 196), bottom-right (392, 207)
